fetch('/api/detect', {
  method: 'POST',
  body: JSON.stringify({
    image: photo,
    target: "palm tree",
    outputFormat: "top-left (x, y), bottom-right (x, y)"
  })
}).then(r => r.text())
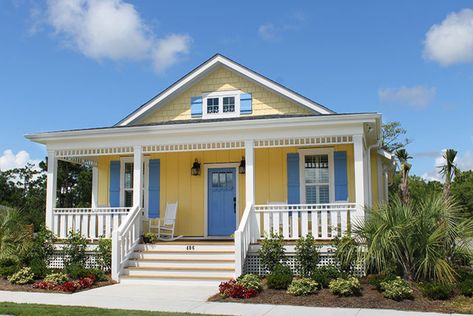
top-left (0, 207), bottom-right (30, 259)
top-left (395, 149), bottom-right (412, 204)
top-left (438, 149), bottom-right (459, 198)
top-left (354, 194), bottom-right (473, 283)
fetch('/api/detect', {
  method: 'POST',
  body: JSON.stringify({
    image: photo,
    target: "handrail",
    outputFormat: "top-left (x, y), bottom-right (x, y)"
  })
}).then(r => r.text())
top-left (234, 203), bottom-right (255, 277)
top-left (111, 205), bottom-right (142, 281)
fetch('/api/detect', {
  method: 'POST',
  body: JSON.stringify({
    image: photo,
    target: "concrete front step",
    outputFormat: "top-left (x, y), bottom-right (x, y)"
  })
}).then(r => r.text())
top-left (132, 250), bottom-right (234, 260)
top-left (125, 267), bottom-right (234, 278)
top-left (127, 258), bottom-right (235, 269)
top-left (120, 275), bottom-right (226, 286)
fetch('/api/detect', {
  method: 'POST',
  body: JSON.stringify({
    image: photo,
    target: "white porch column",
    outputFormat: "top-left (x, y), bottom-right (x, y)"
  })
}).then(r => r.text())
top-left (133, 145), bottom-right (143, 208)
top-left (353, 135), bottom-right (365, 224)
top-left (245, 140), bottom-right (255, 205)
top-left (91, 165), bottom-right (98, 209)
top-left (45, 149), bottom-right (57, 231)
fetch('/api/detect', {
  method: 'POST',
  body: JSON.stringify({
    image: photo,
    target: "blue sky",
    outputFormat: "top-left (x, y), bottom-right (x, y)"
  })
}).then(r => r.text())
top-left (1, 0), bottom-right (472, 179)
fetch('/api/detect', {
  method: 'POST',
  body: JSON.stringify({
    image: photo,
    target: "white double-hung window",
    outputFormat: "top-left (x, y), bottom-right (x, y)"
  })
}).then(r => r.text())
top-left (299, 149), bottom-right (334, 204)
top-left (202, 91), bottom-right (240, 119)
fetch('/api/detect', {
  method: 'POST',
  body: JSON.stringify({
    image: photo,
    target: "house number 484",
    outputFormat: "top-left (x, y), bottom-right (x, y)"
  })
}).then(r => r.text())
top-left (186, 245), bottom-right (195, 250)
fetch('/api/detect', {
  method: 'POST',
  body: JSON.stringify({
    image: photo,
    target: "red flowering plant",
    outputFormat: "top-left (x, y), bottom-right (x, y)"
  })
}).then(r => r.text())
top-left (219, 279), bottom-right (258, 299)
top-left (32, 281), bottom-right (56, 290)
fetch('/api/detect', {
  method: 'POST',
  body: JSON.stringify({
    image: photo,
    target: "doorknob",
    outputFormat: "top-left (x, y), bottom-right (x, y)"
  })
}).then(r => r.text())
top-left (233, 197), bottom-right (236, 213)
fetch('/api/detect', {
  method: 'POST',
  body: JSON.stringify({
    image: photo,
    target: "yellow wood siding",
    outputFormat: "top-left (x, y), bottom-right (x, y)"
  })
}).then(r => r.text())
top-left (97, 145), bottom-right (357, 236)
top-left (140, 66), bottom-right (312, 124)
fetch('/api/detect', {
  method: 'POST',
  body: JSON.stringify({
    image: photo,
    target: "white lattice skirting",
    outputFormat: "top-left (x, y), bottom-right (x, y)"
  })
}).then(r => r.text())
top-left (244, 251), bottom-right (365, 277)
top-left (48, 252), bottom-right (102, 270)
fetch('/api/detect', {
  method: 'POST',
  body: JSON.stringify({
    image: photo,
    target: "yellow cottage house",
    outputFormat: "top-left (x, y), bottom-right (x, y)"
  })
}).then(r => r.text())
top-left (27, 54), bottom-right (392, 284)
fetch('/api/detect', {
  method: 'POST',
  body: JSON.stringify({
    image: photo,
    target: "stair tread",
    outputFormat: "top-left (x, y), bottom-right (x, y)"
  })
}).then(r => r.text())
top-left (136, 250), bottom-right (234, 253)
top-left (126, 266), bottom-right (234, 271)
top-left (122, 275), bottom-right (231, 280)
top-left (129, 258), bottom-right (234, 262)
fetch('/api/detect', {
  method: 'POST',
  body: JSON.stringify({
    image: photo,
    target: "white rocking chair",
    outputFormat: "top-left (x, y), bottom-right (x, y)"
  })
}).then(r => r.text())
top-left (148, 202), bottom-right (182, 240)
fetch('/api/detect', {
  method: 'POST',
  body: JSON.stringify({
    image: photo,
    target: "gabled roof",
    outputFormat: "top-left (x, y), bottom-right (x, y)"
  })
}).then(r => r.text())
top-left (116, 54), bottom-right (335, 126)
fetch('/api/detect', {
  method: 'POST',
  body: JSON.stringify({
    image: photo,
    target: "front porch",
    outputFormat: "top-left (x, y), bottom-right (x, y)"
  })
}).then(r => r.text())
top-left (39, 116), bottom-right (382, 282)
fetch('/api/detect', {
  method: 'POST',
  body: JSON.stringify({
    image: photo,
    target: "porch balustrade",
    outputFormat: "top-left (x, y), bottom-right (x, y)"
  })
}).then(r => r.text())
top-left (52, 207), bottom-right (131, 239)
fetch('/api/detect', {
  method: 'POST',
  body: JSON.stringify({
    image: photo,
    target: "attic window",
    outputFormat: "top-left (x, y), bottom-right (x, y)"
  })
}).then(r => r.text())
top-left (202, 91), bottom-right (240, 119)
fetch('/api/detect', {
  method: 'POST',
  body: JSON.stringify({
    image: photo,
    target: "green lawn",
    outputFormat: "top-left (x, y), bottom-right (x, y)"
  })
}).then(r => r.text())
top-left (0, 302), bottom-right (208, 316)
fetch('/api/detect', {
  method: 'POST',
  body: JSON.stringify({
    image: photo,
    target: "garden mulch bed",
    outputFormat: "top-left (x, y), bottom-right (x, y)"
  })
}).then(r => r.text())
top-left (0, 277), bottom-right (116, 294)
top-left (209, 279), bottom-right (473, 315)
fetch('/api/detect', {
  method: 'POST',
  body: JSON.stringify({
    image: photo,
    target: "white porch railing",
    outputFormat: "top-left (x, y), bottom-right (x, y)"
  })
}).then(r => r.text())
top-left (111, 205), bottom-right (142, 281)
top-left (254, 203), bottom-right (357, 240)
top-left (52, 207), bottom-right (131, 239)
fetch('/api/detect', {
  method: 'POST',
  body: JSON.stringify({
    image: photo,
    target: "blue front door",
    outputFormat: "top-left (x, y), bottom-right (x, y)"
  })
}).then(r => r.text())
top-left (208, 168), bottom-right (236, 236)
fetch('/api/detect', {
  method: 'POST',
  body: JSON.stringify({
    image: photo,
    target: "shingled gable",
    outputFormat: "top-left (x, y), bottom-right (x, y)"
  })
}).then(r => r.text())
top-left (116, 54), bottom-right (335, 126)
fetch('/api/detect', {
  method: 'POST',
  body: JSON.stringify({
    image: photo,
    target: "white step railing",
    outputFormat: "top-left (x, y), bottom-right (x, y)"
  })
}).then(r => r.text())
top-left (254, 203), bottom-right (356, 240)
top-left (52, 207), bottom-right (131, 239)
top-left (111, 205), bottom-right (142, 281)
top-left (234, 203), bottom-right (257, 277)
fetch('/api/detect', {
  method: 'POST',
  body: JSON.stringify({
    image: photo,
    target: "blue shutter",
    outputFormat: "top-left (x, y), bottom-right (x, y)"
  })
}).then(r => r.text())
top-left (109, 161), bottom-right (120, 207)
top-left (148, 159), bottom-right (160, 218)
top-left (240, 93), bottom-right (252, 114)
top-left (191, 96), bottom-right (202, 117)
top-left (334, 151), bottom-right (348, 201)
top-left (287, 153), bottom-right (300, 204)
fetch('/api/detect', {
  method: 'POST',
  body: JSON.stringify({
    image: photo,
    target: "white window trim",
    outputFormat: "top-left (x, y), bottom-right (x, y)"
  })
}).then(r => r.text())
top-left (119, 157), bottom-right (149, 211)
top-left (202, 90), bottom-right (241, 119)
top-left (298, 148), bottom-right (335, 204)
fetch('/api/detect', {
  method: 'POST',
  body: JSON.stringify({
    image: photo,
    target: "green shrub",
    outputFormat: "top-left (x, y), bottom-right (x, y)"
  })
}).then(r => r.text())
top-left (380, 277), bottom-right (413, 301)
top-left (295, 234), bottom-right (320, 277)
top-left (258, 233), bottom-right (286, 273)
top-left (368, 273), bottom-right (396, 291)
top-left (311, 265), bottom-right (343, 288)
top-left (28, 258), bottom-right (49, 279)
top-left (420, 282), bottom-right (454, 300)
top-left (459, 279), bottom-right (473, 297)
top-left (97, 238), bottom-right (112, 271)
top-left (8, 267), bottom-right (34, 285)
top-left (329, 277), bottom-right (362, 296)
top-left (44, 272), bottom-right (69, 285)
top-left (19, 226), bottom-right (55, 277)
top-left (334, 234), bottom-right (361, 273)
top-left (0, 256), bottom-right (20, 277)
top-left (142, 232), bottom-right (157, 244)
top-left (63, 231), bottom-right (88, 268)
top-left (236, 274), bottom-right (262, 292)
top-left (87, 268), bottom-right (107, 282)
top-left (287, 278), bottom-right (319, 296)
top-left (266, 264), bottom-right (293, 290)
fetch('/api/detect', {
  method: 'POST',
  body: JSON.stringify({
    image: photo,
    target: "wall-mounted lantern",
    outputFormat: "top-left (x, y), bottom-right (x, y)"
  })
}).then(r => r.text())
top-left (191, 159), bottom-right (201, 176)
top-left (239, 157), bottom-right (246, 174)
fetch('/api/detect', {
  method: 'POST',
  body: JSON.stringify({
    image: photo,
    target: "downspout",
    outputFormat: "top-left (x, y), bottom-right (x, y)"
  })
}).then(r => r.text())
top-left (366, 139), bottom-right (381, 207)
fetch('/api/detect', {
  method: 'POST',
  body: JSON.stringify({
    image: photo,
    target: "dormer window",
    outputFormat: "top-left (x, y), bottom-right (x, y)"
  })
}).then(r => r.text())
top-left (202, 91), bottom-right (240, 119)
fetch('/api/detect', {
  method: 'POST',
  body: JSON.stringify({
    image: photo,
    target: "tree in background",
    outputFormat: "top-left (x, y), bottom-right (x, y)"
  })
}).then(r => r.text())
top-left (0, 159), bottom-right (92, 231)
top-left (438, 149), bottom-right (459, 198)
top-left (381, 121), bottom-right (411, 153)
top-left (395, 149), bottom-right (412, 204)
top-left (451, 170), bottom-right (473, 218)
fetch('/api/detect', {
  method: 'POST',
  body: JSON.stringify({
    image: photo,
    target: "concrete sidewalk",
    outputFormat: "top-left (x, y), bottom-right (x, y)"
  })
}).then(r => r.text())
top-left (0, 284), bottom-right (464, 316)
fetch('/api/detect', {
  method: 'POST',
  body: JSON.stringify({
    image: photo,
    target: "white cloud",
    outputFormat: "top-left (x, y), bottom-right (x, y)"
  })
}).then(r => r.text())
top-left (378, 86), bottom-right (436, 109)
top-left (423, 8), bottom-right (473, 66)
top-left (0, 149), bottom-right (39, 171)
top-left (258, 23), bottom-right (278, 41)
top-left (45, 0), bottom-right (191, 73)
top-left (258, 12), bottom-right (306, 41)
top-left (421, 150), bottom-right (473, 182)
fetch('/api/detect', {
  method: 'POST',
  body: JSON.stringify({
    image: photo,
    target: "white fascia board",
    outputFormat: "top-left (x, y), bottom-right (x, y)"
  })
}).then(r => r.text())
top-left (377, 149), bottom-right (393, 161)
top-left (26, 114), bottom-right (378, 150)
top-left (117, 55), bottom-right (334, 126)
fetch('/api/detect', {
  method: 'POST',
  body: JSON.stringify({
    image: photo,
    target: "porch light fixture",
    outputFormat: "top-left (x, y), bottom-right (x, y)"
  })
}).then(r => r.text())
top-left (191, 159), bottom-right (201, 176)
top-left (239, 157), bottom-right (245, 174)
